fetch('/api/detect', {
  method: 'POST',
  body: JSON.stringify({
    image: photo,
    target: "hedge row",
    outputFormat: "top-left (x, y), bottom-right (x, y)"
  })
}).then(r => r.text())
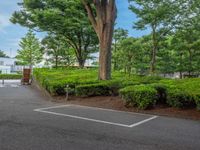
top-left (0, 74), bottom-right (22, 79)
top-left (33, 68), bottom-right (161, 96)
top-left (33, 68), bottom-right (200, 110)
top-left (119, 82), bottom-right (200, 110)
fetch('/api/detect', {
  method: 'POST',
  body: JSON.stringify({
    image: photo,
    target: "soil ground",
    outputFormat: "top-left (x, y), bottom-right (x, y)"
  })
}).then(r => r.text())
top-left (53, 95), bottom-right (200, 120)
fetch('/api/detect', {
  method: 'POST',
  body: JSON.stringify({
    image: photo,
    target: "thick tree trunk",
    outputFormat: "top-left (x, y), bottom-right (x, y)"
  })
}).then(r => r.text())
top-left (98, 23), bottom-right (114, 80)
top-left (82, 0), bottom-right (117, 80)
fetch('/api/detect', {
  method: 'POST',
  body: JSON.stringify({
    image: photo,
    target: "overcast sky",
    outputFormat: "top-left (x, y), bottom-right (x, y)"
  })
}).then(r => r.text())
top-left (0, 0), bottom-right (149, 57)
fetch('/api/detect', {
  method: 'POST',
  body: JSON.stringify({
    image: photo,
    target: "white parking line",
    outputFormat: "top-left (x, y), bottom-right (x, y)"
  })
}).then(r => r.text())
top-left (34, 105), bottom-right (158, 128)
top-left (35, 104), bottom-right (155, 116)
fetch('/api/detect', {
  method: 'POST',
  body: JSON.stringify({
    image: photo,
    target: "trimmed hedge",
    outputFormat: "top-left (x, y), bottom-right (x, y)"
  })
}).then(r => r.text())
top-left (150, 83), bottom-right (167, 104)
top-left (120, 85), bottom-right (157, 110)
top-left (166, 87), bottom-right (195, 108)
top-left (0, 74), bottom-right (22, 79)
top-left (76, 81), bottom-right (122, 97)
top-left (33, 68), bottom-right (200, 110)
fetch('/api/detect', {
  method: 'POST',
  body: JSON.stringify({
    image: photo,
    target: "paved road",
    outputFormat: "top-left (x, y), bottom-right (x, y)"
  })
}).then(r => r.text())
top-left (0, 83), bottom-right (200, 150)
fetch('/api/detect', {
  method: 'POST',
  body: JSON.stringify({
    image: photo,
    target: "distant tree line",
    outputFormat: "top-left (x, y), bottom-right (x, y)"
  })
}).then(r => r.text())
top-left (112, 0), bottom-right (200, 78)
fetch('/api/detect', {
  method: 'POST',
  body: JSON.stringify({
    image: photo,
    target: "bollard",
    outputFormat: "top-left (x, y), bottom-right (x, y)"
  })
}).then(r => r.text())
top-left (65, 85), bottom-right (69, 102)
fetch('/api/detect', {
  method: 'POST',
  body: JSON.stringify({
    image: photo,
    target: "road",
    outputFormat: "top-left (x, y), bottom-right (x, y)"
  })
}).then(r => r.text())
top-left (0, 81), bottom-right (200, 150)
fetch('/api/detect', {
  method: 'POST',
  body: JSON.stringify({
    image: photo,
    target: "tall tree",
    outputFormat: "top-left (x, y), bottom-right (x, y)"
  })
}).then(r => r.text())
top-left (16, 30), bottom-right (43, 69)
top-left (129, 0), bottom-right (193, 74)
top-left (112, 28), bottom-right (128, 70)
top-left (11, 0), bottom-right (98, 68)
top-left (42, 34), bottom-right (75, 68)
top-left (81, 0), bottom-right (117, 80)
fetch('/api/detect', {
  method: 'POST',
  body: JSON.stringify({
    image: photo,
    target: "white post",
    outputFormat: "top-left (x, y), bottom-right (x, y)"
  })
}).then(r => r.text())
top-left (65, 85), bottom-right (69, 102)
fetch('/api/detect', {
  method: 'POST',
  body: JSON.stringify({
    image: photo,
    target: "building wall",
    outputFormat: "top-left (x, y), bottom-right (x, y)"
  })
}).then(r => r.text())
top-left (0, 57), bottom-right (17, 74)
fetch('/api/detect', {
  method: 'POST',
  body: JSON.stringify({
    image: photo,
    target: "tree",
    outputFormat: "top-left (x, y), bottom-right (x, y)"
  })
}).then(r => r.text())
top-left (0, 50), bottom-right (9, 58)
top-left (112, 28), bottom-right (128, 70)
top-left (11, 0), bottom-right (98, 68)
top-left (16, 30), bottom-right (43, 69)
top-left (42, 34), bottom-right (75, 68)
top-left (81, 0), bottom-right (117, 80)
top-left (129, 0), bottom-right (193, 74)
top-left (113, 28), bottom-right (128, 51)
top-left (113, 37), bottom-right (149, 75)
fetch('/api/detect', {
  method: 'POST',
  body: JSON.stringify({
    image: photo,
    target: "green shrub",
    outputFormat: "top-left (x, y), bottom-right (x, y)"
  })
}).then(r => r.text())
top-left (76, 83), bottom-right (110, 97)
top-left (119, 85), bottom-right (157, 110)
top-left (76, 80), bottom-right (122, 97)
top-left (151, 83), bottom-right (167, 104)
top-left (140, 76), bottom-right (162, 84)
top-left (196, 99), bottom-right (200, 110)
top-left (0, 74), bottom-right (22, 79)
top-left (166, 87), bottom-right (195, 108)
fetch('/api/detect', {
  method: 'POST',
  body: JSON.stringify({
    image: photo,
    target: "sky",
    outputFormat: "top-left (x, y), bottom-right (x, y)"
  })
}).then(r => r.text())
top-left (0, 0), bottom-right (149, 57)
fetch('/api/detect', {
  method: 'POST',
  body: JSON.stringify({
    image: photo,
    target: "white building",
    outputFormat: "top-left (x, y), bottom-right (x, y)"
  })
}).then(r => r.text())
top-left (0, 57), bottom-right (22, 74)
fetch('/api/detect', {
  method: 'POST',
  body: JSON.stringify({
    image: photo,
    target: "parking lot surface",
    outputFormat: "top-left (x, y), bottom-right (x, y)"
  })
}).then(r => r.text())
top-left (0, 83), bottom-right (200, 150)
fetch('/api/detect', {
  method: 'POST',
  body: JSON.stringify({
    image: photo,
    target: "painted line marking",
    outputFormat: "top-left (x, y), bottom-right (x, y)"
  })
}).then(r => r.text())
top-left (34, 105), bottom-right (158, 128)
top-left (35, 104), bottom-right (154, 116)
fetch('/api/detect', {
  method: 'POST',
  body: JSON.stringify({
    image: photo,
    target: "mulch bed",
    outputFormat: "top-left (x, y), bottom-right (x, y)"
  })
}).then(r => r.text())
top-left (53, 95), bottom-right (200, 120)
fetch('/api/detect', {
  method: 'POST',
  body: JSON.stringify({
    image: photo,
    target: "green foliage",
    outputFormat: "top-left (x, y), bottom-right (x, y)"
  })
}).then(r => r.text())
top-left (0, 74), bottom-right (22, 79)
top-left (34, 68), bottom-right (200, 110)
top-left (76, 80), bottom-right (122, 97)
top-left (0, 50), bottom-right (9, 58)
top-left (42, 34), bottom-right (76, 68)
top-left (16, 30), bottom-right (43, 67)
top-left (11, 0), bottom-right (98, 68)
top-left (120, 85), bottom-right (157, 110)
top-left (166, 88), bottom-right (195, 108)
top-left (151, 83), bottom-right (167, 104)
top-left (76, 83), bottom-right (111, 97)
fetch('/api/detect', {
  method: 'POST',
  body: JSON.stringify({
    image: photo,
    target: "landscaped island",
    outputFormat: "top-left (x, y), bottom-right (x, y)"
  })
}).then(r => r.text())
top-left (34, 68), bottom-right (200, 111)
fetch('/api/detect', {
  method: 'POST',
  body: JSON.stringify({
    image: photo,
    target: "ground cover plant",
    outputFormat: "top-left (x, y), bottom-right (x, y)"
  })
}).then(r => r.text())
top-left (34, 68), bottom-right (200, 110)
top-left (0, 74), bottom-right (22, 79)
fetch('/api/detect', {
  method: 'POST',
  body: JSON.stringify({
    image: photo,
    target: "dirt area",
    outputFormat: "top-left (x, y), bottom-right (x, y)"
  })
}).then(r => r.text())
top-left (53, 95), bottom-right (200, 120)
top-left (31, 81), bottom-right (200, 120)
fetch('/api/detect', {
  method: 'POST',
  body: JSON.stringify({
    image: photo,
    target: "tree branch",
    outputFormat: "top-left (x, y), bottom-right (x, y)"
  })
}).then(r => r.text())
top-left (81, 0), bottom-right (98, 32)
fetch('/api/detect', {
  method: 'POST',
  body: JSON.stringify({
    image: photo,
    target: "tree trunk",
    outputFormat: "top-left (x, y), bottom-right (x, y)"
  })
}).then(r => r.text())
top-left (150, 25), bottom-right (158, 75)
top-left (82, 0), bottom-right (117, 80)
top-left (55, 56), bottom-right (58, 69)
top-left (98, 23), bottom-right (113, 80)
top-left (113, 39), bottom-right (117, 71)
top-left (188, 49), bottom-right (192, 76)
top-left (179, 52), bottom-right (183, 79)
top-left (77, 58), bottom-right (85, 68)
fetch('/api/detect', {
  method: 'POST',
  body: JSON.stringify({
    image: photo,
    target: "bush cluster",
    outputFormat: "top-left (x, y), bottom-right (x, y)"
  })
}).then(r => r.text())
top-left (0, 74), bottom-right (22, 79)
top-left (120, 85), bottom-right (157, 109)
top-left (33, 68), bottom-right (200, 110)
top-left (76, 80), bottom-right (122, 97)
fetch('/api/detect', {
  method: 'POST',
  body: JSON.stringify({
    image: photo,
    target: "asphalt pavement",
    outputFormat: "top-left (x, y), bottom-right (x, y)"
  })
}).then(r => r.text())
top-left (0, 81), bottom-right (200, 150)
